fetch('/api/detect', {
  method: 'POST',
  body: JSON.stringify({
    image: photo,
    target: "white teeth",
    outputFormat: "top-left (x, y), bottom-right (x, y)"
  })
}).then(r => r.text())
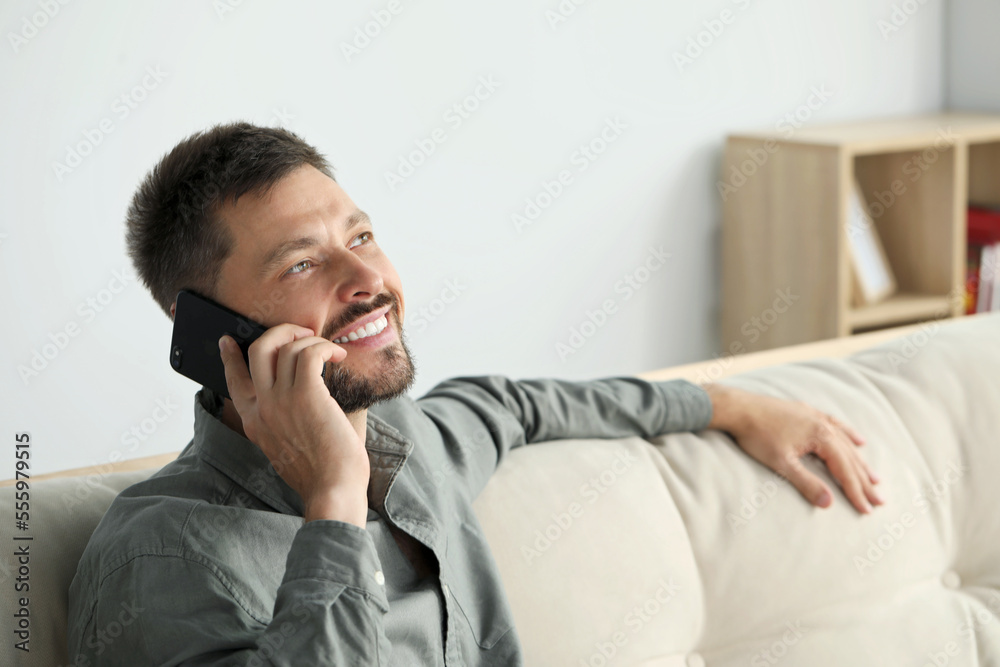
top-left (334, 315), bottom-right (388, 343)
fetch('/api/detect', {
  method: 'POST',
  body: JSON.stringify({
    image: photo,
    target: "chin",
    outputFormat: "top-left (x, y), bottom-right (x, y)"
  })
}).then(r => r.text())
top-left (324, 335), bottom-right (416, 414)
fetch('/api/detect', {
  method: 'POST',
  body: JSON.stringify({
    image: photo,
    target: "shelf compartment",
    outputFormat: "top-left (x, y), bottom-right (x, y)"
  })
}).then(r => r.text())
top-left (847, 292), bottom-right (952, 330)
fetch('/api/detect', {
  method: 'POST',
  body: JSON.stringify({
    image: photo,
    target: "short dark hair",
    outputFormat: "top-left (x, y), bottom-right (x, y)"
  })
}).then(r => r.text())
top-left (125, 122), bottom-right (335, 319)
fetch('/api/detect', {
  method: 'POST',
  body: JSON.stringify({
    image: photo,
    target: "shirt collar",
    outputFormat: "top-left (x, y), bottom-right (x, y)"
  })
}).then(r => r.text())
top-left (191, 387), bottom-right (413, 517)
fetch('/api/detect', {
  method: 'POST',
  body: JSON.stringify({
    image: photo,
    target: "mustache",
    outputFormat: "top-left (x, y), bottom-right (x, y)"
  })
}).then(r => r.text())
top-left (321, 292), bottom-right (396, 340)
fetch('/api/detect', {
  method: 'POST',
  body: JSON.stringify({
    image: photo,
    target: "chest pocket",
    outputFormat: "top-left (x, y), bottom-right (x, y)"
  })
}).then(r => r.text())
top-left (443, 519), bottom-right (515, 650)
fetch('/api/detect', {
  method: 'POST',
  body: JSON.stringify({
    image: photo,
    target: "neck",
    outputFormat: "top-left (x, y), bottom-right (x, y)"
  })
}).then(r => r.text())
top-left (219, 397), bottom-right (368, 446)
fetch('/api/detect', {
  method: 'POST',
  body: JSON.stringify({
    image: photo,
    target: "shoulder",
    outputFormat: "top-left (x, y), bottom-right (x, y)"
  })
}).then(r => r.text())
top-left (69, 452), bottom-right (290, 622)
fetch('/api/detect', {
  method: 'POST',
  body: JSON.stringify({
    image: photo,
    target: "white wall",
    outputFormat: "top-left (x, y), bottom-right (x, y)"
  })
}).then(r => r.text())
top-left (947, 0), bottom-right (1000, 110)
top-left (1, 0), bottom-right (946, 475)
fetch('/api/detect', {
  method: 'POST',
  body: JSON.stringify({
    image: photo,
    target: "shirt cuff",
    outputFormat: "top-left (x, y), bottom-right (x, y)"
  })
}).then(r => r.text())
top-left (282, 519), bottom-right (389, 612)
top-left (654, 378), bottom-right (714, 433)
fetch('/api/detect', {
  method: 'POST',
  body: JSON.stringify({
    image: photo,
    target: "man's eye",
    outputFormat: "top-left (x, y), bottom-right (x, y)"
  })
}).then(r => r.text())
top-left (350, 231), bottom-right (374, 248)
top-left (286, 260), bottom-right (312, 275)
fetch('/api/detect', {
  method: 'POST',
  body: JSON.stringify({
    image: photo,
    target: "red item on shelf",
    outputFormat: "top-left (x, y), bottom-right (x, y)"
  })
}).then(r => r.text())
top-left (965, 207), bottom-right (1000, 314)
top-left (968, 206), bottom-right (1000, 244)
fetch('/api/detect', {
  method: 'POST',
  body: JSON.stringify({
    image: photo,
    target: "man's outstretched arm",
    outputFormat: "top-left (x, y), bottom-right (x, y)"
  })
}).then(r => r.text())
top-left (418, 376), bottom-right (882, 514)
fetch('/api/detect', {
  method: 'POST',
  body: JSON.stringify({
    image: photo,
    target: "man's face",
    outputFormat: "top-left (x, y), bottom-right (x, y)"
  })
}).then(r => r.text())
top-left (208, 164), bottom-right (415, 413)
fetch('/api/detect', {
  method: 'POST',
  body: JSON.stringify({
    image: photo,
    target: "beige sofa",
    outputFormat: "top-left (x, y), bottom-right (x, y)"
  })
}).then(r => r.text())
top-left (3, 312), bottom-right (999, 666)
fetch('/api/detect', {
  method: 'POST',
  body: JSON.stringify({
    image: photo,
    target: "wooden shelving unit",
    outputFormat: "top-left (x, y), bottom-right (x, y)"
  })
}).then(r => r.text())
top-left (721, 112), bottom-right (1000, 353)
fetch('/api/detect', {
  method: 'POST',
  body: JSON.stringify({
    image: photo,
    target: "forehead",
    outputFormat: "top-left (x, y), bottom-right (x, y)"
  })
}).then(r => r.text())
top-left (222, 164), bottom-right (348, 240)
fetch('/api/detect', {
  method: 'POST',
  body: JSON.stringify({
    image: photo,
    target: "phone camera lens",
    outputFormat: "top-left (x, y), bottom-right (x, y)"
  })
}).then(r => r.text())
top-left (170, 346), bottom-right (183, 370)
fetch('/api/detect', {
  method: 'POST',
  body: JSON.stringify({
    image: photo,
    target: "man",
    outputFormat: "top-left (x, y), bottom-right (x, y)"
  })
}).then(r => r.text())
top-left (67, 122), bottom-right (883, 665)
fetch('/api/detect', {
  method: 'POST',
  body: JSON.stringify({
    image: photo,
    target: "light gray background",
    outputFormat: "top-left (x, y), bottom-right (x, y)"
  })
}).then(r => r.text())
top-left (0, 0), bottom-right (985, 474)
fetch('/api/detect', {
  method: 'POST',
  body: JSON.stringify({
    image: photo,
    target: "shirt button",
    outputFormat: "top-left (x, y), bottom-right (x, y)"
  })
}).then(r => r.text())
top-left (374, 570), bottom-right (385, 586)
top-left (687, 652), bottom-right (706, 667)
top-left (941, 570), bottom-right (961, 589)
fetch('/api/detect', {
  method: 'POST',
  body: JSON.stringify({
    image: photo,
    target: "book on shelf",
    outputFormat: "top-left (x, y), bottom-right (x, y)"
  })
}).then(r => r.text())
top-left (966, 206), bottom-right (1000, 314)
top-left (847, 182), bottom-right (896, 307)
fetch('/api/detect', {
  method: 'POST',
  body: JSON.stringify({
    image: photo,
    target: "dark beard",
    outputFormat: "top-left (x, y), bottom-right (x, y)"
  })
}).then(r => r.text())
top-left (321, 310), bottom-right (417, 414)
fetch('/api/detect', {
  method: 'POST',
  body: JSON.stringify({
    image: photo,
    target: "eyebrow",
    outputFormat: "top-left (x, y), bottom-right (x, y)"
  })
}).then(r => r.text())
top-left (257, 209), bottom-right (371, 279)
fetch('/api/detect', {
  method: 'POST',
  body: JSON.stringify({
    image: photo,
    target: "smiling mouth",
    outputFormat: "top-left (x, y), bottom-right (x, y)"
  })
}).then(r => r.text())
top-left (333, 314), bottom-right (389, 343)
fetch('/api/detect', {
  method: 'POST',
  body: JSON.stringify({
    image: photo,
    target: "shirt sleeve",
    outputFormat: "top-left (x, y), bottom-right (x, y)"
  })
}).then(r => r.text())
top-left (68, 520), bottom-right (393, 666)
top-left (415, 375), bottom-right (713, 500)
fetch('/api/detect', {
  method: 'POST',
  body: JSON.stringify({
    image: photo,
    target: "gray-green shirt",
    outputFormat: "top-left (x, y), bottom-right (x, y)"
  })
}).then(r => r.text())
top-left (67, 375), bottom-right (713, 665)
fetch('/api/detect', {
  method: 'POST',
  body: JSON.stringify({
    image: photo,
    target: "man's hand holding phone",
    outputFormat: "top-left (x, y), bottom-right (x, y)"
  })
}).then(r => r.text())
top-left (218, 324), bottom-right (370, 528)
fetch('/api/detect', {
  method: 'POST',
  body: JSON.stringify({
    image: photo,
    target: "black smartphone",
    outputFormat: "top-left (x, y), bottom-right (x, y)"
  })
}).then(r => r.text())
top-left (168, 289), bottom-right (270, 400)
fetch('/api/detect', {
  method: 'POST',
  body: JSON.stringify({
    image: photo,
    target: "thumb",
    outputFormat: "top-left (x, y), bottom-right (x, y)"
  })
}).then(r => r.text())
top-left (218, 335), bottom-right (253, 404)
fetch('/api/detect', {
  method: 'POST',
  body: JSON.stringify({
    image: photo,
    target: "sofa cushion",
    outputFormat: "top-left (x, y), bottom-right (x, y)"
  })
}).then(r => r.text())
top-left (473, 312), bottom-right (1000, 666)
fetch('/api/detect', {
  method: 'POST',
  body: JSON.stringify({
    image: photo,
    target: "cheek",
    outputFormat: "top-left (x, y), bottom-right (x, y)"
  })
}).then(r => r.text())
top-left (268, 293), bottom-right (326, 334)
top-left (379, 261), bottom-right (405, 323)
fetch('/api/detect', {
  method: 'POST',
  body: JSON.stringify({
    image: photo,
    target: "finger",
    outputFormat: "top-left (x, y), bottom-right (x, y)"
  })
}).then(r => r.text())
top-left (275, 337), bottom-right (344, 389)
top-left (849, 450), bottom-right (884, 506)
top-left (219, 335), bottom-right (254, 409)
top-left (828, 414), bottom-right (866, 447)
top-left (293, 340), bottom-right (344, 393)
top-left (274, 337), bottom-right (335, 389)
top-left (813, 438), bottom-right (872, 514)
top-left (829, 414), bottom-right (879, 483)
top-left (246, 323), bottom-right (318, 392)
top-left (779, 455), bottom-right (833, 509)
top-left (857, 451), bottom-right (880, 485)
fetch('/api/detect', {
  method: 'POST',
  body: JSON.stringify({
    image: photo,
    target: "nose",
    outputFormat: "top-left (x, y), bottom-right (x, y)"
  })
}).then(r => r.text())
top-left (334, 250), bottom-right (384, 302)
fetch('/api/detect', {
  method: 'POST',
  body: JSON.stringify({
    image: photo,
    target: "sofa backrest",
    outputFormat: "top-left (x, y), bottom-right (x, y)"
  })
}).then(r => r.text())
top-left (1, 469), bottom-right (160, 665)
top-left (4, 312), bottom-right (998, 666)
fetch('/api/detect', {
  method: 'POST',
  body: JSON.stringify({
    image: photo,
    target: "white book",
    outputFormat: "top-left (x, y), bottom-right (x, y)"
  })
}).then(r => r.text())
top-left (992, 242), bottom-right (1000, 312)
top-left (978, 244), bottom-right (994, 314)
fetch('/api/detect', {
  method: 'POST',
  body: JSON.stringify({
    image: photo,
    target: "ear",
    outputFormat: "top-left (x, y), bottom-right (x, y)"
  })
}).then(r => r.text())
top-left (170, 302), bottom-right (176, 320)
